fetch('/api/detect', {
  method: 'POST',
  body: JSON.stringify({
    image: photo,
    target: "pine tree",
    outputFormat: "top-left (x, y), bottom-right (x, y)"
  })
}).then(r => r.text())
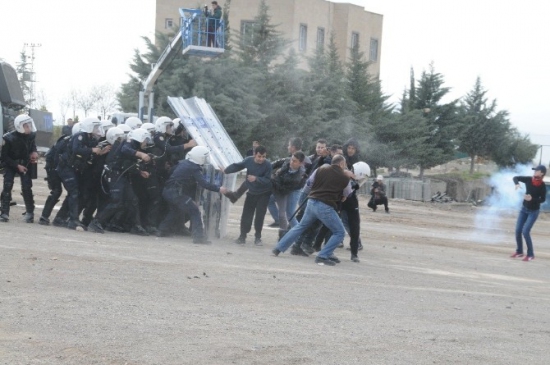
top-left (235, 0), bottom-right (289, 70)
top-left (457, 77), bottom-right (511, 173)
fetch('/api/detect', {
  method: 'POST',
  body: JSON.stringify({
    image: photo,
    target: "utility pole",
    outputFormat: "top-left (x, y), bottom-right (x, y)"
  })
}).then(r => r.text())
top-left (23, 43), bottom-right (41, 109)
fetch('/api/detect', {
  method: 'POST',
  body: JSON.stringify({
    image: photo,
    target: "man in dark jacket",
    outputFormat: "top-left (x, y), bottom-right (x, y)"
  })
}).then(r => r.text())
top-left (0, 115), bottom-right (38, 223)
top-left (204, 1), bottom-right (222, 47)
top-left (224, 145), bottom-right (272, 245)
top-left (511, 165), bottom-right (547, 261)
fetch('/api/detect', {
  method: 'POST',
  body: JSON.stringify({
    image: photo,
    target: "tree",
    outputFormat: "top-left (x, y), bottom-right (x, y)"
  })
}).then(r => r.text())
top-left (235, 0), bottom-right (289, 70)
top-left (16, 50), bottom-right (33, 107)
top-left (491, 128), bottom-right (539, 168)
top-left (457, 77), bottom-right (510, 173)
top-left (75, 89), bottom-right (96, 117)
top-left (410, 63), bottom-right (459, 179)
top-left (91, 84), bottom-right (119, 120)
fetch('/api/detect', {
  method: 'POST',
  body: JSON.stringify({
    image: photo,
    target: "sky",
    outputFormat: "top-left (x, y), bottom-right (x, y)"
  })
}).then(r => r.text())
top-left (1, 0), bottom-right (549, 163)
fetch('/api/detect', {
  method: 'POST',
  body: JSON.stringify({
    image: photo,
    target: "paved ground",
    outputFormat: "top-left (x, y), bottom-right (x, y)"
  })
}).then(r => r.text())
top-left (1, 164), bottom-right (549, 364)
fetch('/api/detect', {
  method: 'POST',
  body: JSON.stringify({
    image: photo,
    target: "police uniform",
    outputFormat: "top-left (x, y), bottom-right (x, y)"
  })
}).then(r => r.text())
top-left (0, 130), bottom-right (37, 221)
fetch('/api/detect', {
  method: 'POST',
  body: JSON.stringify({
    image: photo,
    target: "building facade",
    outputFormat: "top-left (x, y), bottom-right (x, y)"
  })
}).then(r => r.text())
top-left (155, 0), bottom-right (383, 76)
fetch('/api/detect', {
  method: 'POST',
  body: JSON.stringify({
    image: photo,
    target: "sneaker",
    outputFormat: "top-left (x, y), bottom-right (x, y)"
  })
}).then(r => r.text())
top-left (510, 252), bottom-right (524, 258)
top-left (385, 209), bottom-right (390, 214)
top-left (0, 213), bottom-right (9, 222)
top-left (234, 236), bottom-right (246, 245)
top-left (328, 254), bottom-right (341, 263)
top-left (300, 243), bottom-right (315, 255)
top-left (337, 242), bottom-right (344, 248)
top-left (315, 256), bottom-right (336, 266)
top-left (290, 246), bottom-right (309, 256)
top-left (268, 222), bottom-right (280, 228)
top-left (106, 223), bottom-right (126, 233)
top-left (272, 248), bottom-right (281, 257)
top-left (522, 256), bottom-right (534, 262)
top-left (358, 243), bottom-right (363, 251)
top-left (39, 216), bottom-right (50, 225)
top-left (87, 220), bottom-right (105, 234)
top-left (23, 212), bottom-right (34, 223)
top-left (372, 206), bottom-right (377, 212)
top-left (351, 255), bottom-right (360, 263)
top-left (254, 237), bottom-right (263, 246)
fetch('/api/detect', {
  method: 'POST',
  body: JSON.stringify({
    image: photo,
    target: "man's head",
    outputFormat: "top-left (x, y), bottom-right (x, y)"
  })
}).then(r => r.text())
top-left (347, 144), bottom-right (356, 157)
top-left (533, 165), bottom-right (547, 180)
top-left (331, 154), bottom-right (346, 169)
top-left (330, 144), bottom-right (343, 156)
top-left (288, 137), bottom-right (303, 154)
top-left (315, 139), bottom-right (328, 157)
top-left (253, 145), bottom-right (267, 164)
top-left (66, 118), bottom-right (74, 127)
top-left (377, 174), bottom-right (384, 182)
top-left (211, 1), bottom-right (218, 8)
top-left (290, 151), bottom-right (305, 170)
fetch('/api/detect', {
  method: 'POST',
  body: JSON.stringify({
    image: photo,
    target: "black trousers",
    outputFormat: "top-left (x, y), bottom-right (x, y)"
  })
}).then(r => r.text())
top-left (368, 196), bottom-right (388, 211)
top-left (240, 191), bottom-right (271, 238)
top-left (341, 194), bottom-right (361, 256)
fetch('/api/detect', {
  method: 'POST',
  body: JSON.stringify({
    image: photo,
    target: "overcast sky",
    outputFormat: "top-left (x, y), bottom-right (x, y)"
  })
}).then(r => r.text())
top-left (2, 0), bottom-right (549, 161)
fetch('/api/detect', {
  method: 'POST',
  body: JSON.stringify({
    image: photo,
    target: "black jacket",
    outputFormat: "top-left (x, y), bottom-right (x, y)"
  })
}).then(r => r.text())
top-left (513, 176), bottom-right (547, 211)
top-left (1, 131), bottom-right (37, 170)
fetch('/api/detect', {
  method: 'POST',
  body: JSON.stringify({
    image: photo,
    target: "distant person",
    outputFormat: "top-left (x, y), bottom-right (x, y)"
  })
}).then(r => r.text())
top-left (246, 140), bottom-right (260, 157)
top-left (511, 165), bottom-right (547, 261)
top-left (61, 118), bottom-right (74, 136)
top-left (368, 175), bottom-right (389, 213)
top-left (204, 1), bottom-right (222, 47)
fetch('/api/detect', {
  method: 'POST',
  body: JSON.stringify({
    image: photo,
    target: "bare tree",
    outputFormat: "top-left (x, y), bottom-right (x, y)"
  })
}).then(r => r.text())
top-left (75, 89), bottom-right (97, 117)
top-left (69, 89), bottom-right (79, 119)
top-left (91, 84), bottom-right (119, 120)
top-left (59, 95), bottom-right (72, 125)
top-left (35, 88), bottom-right (49, 111)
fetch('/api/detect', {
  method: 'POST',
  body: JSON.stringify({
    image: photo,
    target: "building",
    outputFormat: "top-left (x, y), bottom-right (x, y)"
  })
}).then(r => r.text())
top-left (155, 0), bottom-right (383, 76)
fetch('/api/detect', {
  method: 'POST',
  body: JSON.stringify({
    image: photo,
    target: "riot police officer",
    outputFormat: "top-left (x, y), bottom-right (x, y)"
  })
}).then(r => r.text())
top-left (0, 115), bottom-right (39, 223)
top-left (56, 117), bottom-right (107, 230)
top-left (157, 146), bottom-right (227, 243)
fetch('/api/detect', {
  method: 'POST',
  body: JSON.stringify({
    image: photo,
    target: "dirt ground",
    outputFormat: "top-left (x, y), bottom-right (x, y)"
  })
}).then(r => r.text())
top-left (1, 165), bottom-right (549, 365)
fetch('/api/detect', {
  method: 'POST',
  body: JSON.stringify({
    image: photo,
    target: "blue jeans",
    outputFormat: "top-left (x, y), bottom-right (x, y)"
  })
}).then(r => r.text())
top-left (276, 199), bottom-right (345, 259)
top-left (515, 206), bottom-right (540, 257)
top-left (268, 190), bottom-right (300, 227)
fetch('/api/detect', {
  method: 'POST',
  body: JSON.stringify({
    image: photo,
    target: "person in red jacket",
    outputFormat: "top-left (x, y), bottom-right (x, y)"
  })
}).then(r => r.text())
top-left (511, 165), bottom-right (547, 261)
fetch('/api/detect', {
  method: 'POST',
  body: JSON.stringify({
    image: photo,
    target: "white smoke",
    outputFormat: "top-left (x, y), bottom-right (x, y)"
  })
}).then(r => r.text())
top-left (470, 164), bottom-right (534, 244)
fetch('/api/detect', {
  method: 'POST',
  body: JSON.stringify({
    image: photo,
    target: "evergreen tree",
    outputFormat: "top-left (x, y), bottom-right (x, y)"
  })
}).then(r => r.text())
top-left (235, 0), bottom-right (289, 70)
top-left (457, 77), bottom-right (510, 173)
top-left (491, 128), bottom-right (538, 168)
top-left (410, 63), bottom-right (458, 178)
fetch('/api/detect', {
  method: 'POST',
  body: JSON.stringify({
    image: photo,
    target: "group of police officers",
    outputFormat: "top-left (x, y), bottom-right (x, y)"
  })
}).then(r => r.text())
top-left (0, 114), bottom-right (222, 242)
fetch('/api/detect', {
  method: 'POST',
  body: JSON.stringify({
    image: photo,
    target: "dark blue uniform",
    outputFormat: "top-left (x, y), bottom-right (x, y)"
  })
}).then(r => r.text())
top-left (0, 131), bottom-right (37, 221)
top-left (158, 159), bottom-right (221, 242)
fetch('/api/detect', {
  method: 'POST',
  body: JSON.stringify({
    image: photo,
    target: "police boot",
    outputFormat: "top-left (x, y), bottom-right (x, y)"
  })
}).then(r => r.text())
top-left (67, 219), bottom-right (87, 231)
top-left (40, 197), bottom-right (60, 224)
top-left (22, 189), bottom-right (35, 223)
top-left (0, 192), bottom-right (11, 222)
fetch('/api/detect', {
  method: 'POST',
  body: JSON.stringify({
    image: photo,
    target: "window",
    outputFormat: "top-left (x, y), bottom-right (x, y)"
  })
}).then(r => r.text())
top-left (165, 18), bottom-right (173, 29)
top-left (299, 24), bottom-right (307, 52)
top-left (317, 27), bottom-right (325, 50)
top-left (370, 38), bottom-right (379, 62)
top-left (241, 21), bottom-right (256, 45)
top-left (351, 32), bottom-right (360, 50)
